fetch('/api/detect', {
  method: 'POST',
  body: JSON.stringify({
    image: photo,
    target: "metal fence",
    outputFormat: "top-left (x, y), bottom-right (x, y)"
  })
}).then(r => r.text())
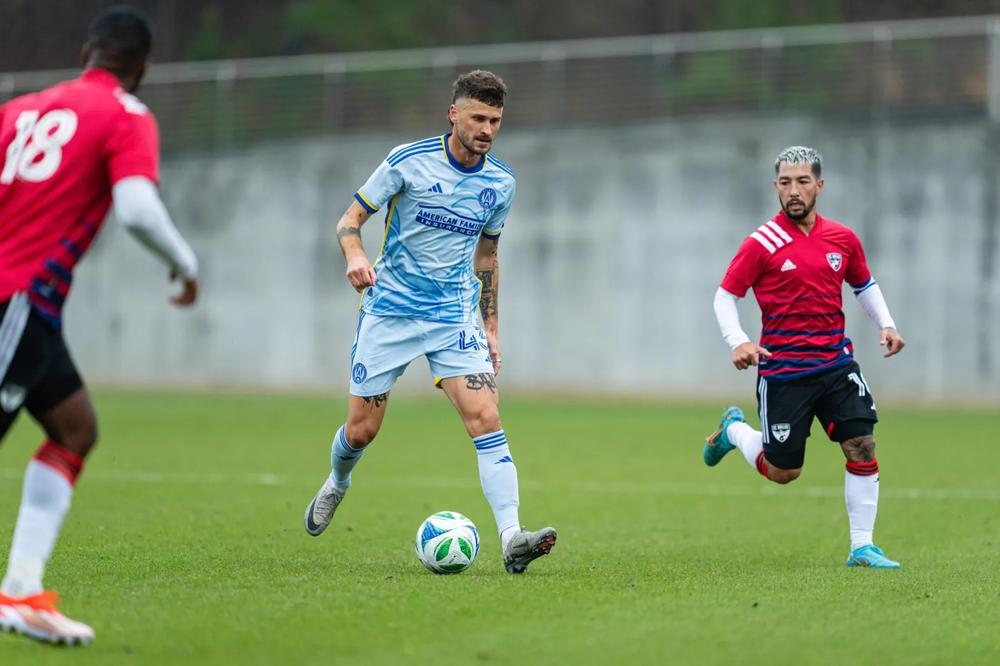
top-left (3, 15), bottom-right (999, 153)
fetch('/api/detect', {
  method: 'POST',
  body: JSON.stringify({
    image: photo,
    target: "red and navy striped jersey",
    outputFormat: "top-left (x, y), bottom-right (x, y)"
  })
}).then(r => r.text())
top-left (0, 68), bottom-right (159, 327)
top-left (720, 211), bottom-right (873, 381)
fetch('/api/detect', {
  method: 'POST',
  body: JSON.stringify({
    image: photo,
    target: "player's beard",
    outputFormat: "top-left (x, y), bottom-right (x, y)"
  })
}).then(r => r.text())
top-left (782, 197), bottom-right (814, 221)
top-left (456, 128), bottom-right (492, 156)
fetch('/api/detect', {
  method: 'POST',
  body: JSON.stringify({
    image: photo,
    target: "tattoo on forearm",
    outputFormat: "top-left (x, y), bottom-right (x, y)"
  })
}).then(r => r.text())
top-left (362, 392), bottom-right (389, 409)
top-left (337, 226), bottom-right (362, 242)
top-left (477, 269), bottom-right (497, 321)
top-left (465, 373), bottom-right (497, 393)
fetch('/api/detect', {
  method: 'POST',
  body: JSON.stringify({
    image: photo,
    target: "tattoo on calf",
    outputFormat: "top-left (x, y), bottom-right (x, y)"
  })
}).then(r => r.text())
top-left (362, 392), bottom-right (389, 409)
top-left (465, 373), bottom-right (497, 393)
top-left (841, 435), bottom-right (876, 462)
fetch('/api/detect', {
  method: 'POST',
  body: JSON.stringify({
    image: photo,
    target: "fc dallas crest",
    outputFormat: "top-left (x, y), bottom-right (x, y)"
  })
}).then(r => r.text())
top-left (826, 252), bottom-right (842, 271)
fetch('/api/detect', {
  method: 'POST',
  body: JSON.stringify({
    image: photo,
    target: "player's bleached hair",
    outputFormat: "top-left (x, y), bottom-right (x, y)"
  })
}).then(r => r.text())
top-left (452, 70), bottom-right (507, 108)
top-left (774, 146), bottom-right (822, 177)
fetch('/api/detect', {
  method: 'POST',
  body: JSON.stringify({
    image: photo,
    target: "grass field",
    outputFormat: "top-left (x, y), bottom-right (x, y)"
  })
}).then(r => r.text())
top-left (0, 390), bottom-right (998, 665)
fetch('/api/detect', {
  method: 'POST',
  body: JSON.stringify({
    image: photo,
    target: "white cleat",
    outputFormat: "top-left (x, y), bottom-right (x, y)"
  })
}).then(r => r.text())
top-left (304, 477), bottom-right (347, 536)
top-left (503, 526), bottom-right (557, 574)
top-left (0, 591), bottom-right (94, 646)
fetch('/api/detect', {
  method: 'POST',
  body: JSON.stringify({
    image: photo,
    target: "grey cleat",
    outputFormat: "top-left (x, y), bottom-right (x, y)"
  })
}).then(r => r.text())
top-left (303, 477), bottom-right (346, 536)
top-left (503, 526), bottom-right (557, 574)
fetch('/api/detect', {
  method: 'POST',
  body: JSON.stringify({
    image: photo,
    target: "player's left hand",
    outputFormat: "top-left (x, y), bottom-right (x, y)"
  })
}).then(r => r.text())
top-left (486, 331), bottom-right (501, 376)
top-left (880, 327), bottom-right (905, 357)
top-left (170, 272), bottom-right (198, 307)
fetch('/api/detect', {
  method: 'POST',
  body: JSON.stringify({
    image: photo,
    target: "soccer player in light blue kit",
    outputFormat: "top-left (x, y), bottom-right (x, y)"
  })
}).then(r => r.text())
top-left (304, 70), bottom-right (556, 573)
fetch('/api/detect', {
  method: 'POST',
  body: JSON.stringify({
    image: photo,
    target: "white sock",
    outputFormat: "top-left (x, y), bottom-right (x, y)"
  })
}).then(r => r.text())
top-left (329, 425), bottom-right (363, 490)
top-left (472, 430), bottom-right (520, 546)
top-left (845, 462), bottom-right (880, 551)
top-left (1, 460), bottom-right (74, 597)
top-left (727, 421), bottom-right (764, 470)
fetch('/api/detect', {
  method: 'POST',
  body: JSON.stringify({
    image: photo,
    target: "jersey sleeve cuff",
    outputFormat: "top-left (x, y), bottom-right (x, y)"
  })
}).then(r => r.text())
top-left (481, 230), bottom-right (501, 240)
top-left (354, 192), bottom-right (379, 213)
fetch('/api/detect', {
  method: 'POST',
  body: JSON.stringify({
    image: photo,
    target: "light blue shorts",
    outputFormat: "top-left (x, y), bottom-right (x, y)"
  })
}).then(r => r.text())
top-left (349, 312), bottom-right (493, 396)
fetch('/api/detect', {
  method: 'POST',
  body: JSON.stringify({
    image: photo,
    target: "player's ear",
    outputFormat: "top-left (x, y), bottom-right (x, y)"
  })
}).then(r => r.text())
top-left (816, 178), bottom-right (825, 192)
top-left (447, 103), bottom-right (458, 126)
top-left (80, 42), bottom-right (92, 68)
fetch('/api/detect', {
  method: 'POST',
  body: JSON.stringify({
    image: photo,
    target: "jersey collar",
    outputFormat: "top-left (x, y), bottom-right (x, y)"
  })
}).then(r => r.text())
top-left (443, 132), bottom-right (486, 174)
top-left (80, 67), bottom-right (124, 90)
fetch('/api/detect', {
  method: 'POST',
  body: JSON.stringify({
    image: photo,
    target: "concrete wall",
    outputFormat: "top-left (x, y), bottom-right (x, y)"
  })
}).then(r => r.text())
top-left (64, 115), bottom-right (1000, 402)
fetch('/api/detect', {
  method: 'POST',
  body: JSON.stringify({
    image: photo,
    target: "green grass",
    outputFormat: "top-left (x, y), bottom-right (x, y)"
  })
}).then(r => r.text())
top-left (1, 391), bottom-right (998, 665)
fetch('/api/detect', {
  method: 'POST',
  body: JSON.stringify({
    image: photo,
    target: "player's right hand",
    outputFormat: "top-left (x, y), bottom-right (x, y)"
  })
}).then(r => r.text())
top-left (731, 342), bottom-right (771, 370)
top-left (346, 256), bottom-right (377, 293)
top-left (170, 273), bottom-right (198, 307)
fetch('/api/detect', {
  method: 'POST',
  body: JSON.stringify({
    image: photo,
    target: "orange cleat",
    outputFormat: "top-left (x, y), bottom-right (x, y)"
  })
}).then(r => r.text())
top-left (0, 591), bottom-right (94, 646)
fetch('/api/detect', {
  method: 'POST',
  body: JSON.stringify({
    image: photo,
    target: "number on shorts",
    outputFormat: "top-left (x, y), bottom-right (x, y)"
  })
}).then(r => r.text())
top-left (1, 109), bottom-right (79, 184)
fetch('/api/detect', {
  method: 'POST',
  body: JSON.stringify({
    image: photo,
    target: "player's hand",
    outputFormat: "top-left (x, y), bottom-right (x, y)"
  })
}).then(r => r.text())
top-left (731, 342), bottom-right (771, 370)
top-left (346, 255), bottom-right (377, 293)
top-left (170, 273), bottom-right (198, 307)
top-left (880, 327), bottom-right (905, 357)
top-left (486, 330), bottom-right (502, 376)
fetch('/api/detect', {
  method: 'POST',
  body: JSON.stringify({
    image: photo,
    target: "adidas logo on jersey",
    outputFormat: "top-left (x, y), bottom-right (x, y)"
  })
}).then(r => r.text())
top-left (780, 259), bottom-right (797, 272)
top-left (427, 183), bottom-right (443, 193)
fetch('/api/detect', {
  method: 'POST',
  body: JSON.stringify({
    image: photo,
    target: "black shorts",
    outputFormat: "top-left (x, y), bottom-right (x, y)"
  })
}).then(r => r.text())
top-left (756, 360), bottom-right (877, 470)
top-left (0, 294), bottom-right (84, 440)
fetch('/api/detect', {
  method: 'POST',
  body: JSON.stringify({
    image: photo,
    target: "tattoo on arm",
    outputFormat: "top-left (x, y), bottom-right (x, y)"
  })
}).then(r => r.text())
top-left (465, 373), bottom-right (497, 393)
top-left (477, 269), bottom-right (497, 322)
top-left (337, 226), bottom-right (362, 242)
top-left (361, 392), bottom-right (389, 409)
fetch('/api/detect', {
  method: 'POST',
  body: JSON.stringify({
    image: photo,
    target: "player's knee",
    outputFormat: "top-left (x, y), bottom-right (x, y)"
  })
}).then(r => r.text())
top-left (464, 404), bottom-right (501, 438)
top-left (345, 421), bottom-right (380, 448)
top-left (60, 419), bottom-right (98, 458)
top-left (842, 434), bottom-right (876, 462)
top-left (767, 467), bottom-right (801, 484)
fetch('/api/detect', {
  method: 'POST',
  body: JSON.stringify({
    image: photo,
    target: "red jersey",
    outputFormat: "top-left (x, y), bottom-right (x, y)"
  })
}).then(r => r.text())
top-left (720, 211), bottom-right (873, 381)
top-left (0, 68), bottom-right (159, 327)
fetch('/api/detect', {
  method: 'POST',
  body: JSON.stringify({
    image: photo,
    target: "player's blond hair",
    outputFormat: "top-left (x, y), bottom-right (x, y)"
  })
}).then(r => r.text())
top-left (775, 146), bottom-right (822, 177)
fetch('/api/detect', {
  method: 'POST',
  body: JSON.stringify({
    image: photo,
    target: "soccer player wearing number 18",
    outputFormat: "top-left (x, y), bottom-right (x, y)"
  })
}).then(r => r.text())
top-left (704, 147), bottom-right (905, 568)
top-left (0, 7), bottom-right (198, 645)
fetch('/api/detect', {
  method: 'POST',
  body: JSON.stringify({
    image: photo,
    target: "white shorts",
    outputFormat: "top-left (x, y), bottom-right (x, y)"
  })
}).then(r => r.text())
top-left (349, 312), bottom-right (493, 396)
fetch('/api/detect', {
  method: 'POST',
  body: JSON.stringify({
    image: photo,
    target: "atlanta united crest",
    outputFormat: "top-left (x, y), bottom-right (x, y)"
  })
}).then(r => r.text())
top-left (770, 423), bottom-right (791, 443)
top-left (826, 252), bottom-right (842, 271)
top-left (478, 188), bottom-right (497, 210)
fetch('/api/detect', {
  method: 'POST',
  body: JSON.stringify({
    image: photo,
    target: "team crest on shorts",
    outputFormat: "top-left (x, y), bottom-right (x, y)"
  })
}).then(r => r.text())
top-left (0, 383), bottom-right (26, 413)
top-left (478, 188), bottom-right (498, 210)
top-left (826, 252), bottom-right (842, 271)
top-left (770, 423), bottom-right (791, 443)
top-left (351, 363), bottom-right (368, 384)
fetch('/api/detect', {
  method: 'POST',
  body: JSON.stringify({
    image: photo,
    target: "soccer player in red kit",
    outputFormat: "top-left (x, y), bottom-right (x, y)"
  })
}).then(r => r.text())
top-left (704, 146), bottom-right (905, 568)
top-left (0, 7), bottom-right (198, 645)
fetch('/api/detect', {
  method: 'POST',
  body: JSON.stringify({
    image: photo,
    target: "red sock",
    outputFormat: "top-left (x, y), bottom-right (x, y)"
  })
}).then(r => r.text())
top-left (32, 441), bottom-right (84, 486)
top-left (755, 451), bottom-right (768, 477)
top-left (846, 459), bottom-right (879, 476)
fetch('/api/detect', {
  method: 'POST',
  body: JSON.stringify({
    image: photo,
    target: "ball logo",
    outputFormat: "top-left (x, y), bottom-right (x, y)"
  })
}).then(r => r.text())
top-left (826, 252), bottom-right (842, 271)
top-left (478, 188), bottom-right (498, 210)
top-left (352, 363), bottom-right (368, 384)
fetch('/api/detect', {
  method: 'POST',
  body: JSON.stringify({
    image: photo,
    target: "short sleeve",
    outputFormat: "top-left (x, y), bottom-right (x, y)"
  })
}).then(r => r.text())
top-left (720, 236), bottom-right (768, 297)
top-left (106, 109), bottom-right (159, 185)
top-left (354, 158), bottom-right (405, 213)
top-left (482, 180), bottom-right (515, 238)
top-left (844, 229), bottom-right (872, 288)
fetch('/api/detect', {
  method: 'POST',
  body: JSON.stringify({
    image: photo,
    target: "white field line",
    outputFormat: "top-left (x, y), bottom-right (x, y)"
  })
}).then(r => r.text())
top-left (1, 468), bottom-right (998, 501)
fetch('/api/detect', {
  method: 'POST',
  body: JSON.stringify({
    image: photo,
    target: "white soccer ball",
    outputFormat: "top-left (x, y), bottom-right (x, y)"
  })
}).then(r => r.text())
top-left (415, 511), bottom-right (480, 574)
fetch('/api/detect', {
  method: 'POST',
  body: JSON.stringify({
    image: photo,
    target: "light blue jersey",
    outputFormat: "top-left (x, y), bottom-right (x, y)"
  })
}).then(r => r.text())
top-left (353, 133), bottom-right (516, 323)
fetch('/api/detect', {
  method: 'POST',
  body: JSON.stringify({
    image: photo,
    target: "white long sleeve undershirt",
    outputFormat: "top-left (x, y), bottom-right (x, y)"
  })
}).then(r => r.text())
top-left (112, 176), bottom-right (198, 279)
top-left (713, 282), bottom-right (898, 351)
top-left (714, 287), bottom-right (750, 350)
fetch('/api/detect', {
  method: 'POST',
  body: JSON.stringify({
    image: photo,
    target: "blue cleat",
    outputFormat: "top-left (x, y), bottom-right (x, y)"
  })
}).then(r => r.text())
top-left (703, 406), bottom-right (745, 467)
top-left (847, 544), bottom-right (901, 569)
